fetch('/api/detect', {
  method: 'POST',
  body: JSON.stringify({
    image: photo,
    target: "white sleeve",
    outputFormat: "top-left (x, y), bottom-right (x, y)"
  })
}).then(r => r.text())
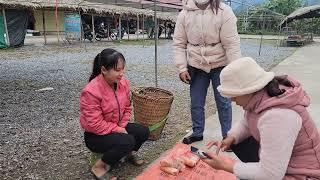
top-left (234, 108), bottom-right (302, 180)
top-left (227, 116), bottom-right (251, 144)
top-left (172, 11), bottom-right (188, 73)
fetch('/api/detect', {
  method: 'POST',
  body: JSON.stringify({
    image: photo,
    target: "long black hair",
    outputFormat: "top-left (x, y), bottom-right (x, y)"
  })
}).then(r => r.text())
top-left (210, 0), bottom-right (221, 14)
top-left (89, 48), bottom-right (126, 82)
top-left (265, 75), bottom-right (294, 97)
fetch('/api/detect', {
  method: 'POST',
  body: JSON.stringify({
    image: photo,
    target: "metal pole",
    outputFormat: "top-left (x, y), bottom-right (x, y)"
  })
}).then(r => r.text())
top-left (2, 8), bottom-right (10, 46)
top-left (42, 9), bottom-right (47, 45)
top-left (91, 14), bottom-right (95, 42)
top-left (154, 0), bottom-right (158, 87)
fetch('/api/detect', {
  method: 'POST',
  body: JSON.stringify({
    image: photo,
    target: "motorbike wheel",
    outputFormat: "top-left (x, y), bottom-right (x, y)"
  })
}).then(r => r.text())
top-left (95, 35), bottom-right (102, 41)
top-left (87, 35), bottom-right (93, 42)
top-left (110, 33), bottom-right (117, 40)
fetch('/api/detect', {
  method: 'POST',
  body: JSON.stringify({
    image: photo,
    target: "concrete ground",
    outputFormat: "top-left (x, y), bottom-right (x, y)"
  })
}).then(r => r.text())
top-left (187, 39), bottom-right (320, 155)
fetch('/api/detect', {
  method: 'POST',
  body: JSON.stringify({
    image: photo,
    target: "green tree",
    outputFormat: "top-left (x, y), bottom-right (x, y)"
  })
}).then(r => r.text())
top-left (263, 0), bottom-right (305, 15)
top-left (237, 0), bottom-right (311, 34)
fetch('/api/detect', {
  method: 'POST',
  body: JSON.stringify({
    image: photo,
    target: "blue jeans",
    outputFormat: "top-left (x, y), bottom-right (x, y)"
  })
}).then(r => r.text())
top-left (190, 66), bottom-right (232, 138)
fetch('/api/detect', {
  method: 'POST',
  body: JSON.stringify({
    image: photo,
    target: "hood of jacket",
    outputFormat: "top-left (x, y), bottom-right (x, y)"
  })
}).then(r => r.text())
top-left (244, 76), bottom-right (310, 114)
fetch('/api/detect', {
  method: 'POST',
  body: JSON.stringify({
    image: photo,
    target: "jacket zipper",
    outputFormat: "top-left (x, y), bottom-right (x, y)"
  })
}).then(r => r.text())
top-left (113, 88), bottom-right (121, 125)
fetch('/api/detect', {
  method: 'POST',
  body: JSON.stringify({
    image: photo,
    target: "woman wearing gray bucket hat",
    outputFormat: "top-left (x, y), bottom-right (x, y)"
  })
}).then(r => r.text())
top-left (203, 57), bottom-right (320, 180)
top-left (173, 0), bottom-right (241, 145)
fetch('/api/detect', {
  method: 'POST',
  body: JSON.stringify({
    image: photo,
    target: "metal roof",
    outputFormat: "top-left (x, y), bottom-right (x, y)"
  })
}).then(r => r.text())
top-left (280, 5), bottom-right (320, 27)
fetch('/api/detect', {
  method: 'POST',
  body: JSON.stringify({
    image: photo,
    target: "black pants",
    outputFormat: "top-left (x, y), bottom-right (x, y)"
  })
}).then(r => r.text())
top-left (84, 123), bottom-right (149, 165)
top-left (230, 136), bottom-right (260, 163)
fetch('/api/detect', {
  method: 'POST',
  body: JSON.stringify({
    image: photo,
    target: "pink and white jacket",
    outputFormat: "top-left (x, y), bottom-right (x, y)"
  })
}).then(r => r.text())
top-left (80, 74), bottom-right (131, 135)
top-left (229, 76), bottom-right (320, 180)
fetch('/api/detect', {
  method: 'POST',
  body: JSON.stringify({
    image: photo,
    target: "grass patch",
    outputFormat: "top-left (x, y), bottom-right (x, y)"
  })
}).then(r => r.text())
top-left (0, 47), bottom-right (16, 52)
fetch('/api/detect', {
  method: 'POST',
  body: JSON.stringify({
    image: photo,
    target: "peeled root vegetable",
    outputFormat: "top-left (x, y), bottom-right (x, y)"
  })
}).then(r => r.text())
top-left (180, 153), bottom-right (200, 167)
top-left (160, 158), bottom-right (186, 172)
top-left (160, 166), bottom-right (179, 175)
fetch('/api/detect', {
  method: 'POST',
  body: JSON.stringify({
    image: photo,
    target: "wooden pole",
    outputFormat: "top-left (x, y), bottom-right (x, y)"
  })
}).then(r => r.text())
top-left (79, 10), bottom-right (83, 47)
top-left (42, 9), bottom-right (47, 45)
top-left (127, 16), bottom-right (129, 40)
top-left (259, 32), bottom-right (263, 56)
top-left (164, 20), bottom-right (167, 38)
top-left (2, 8), bottom-right (10, 46)
top-left (107, 23), bottom-right (110, 41)
top-left (54, 0), bottom-right (60, 44)
top-left (118, 15), bottom-right (122, 40)
top-left (91, 14), bottom-right (95, 42)
top-left (137, 14), bottom-right (139, 40)
top-left (142, 14), bottom-right (145, 40)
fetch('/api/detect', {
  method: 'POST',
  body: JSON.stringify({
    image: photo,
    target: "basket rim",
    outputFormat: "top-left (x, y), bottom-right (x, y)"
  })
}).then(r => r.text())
top-left (131, 86), bottom-right (174, 100)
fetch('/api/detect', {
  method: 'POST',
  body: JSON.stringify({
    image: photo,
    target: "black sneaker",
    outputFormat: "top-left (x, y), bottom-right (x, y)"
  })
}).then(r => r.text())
top-left (182, 135), bottom-right (203, 144)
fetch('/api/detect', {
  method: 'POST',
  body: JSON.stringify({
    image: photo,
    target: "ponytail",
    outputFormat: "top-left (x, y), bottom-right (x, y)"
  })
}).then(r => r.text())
top-left (88, 48), bottom-right (126, 82)
top-left (265, 75), bottom-right (294, 97)
top-left (89, 53), bottom-right (101, 82)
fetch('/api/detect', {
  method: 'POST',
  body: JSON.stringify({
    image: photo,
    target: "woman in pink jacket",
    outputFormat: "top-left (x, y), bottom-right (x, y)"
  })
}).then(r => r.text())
top-left (203, 57), bottom-right (320, 180)
top-left (80, 48), bottom-right (149, 180)
top-left (173, 0), bottom-right (242, 144)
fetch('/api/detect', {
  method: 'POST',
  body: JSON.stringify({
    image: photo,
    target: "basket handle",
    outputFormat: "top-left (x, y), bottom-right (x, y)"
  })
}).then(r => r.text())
top-left (136, 113), bottom-right (168, 132)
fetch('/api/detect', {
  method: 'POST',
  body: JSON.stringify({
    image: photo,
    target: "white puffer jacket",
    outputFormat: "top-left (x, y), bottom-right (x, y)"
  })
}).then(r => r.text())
top-left (173, 0), bottom-right (242, 73)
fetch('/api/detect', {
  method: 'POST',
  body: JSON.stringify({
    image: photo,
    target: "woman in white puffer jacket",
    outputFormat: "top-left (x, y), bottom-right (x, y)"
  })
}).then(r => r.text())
top-left (173, 0), bottom-right (242, 144)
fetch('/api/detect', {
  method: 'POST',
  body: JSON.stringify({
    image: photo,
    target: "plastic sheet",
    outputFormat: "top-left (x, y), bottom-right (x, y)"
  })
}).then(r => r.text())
top-left (136, 143), bottom-right (236, 180)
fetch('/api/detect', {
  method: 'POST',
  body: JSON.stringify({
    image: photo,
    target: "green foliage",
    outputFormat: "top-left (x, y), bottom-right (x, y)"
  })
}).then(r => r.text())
top-left (264, 0), bottom-right (305, 15)
top-left (290, 18), bottom-right (320, 34)
top-left (236, 0), bottom-right (320, 35)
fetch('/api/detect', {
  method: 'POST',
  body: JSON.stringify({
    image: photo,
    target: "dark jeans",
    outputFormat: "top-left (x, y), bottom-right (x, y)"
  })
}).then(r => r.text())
top-left (84, 123), bottom-right (149, 165)
top-left (231, 136), bottom-right (260, 163)
top-left (189, 66), bottom-right (232, 138)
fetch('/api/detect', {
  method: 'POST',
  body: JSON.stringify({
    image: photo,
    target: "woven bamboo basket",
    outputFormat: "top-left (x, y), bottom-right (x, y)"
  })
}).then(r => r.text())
top-left (132, 87), bottom-right (174, 140)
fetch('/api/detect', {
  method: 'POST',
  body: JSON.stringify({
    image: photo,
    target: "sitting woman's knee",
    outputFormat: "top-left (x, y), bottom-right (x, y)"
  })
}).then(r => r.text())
top-left (121, 135), bottom-right (136, 152)
top-left (141, 125), bottom-right (150, 141)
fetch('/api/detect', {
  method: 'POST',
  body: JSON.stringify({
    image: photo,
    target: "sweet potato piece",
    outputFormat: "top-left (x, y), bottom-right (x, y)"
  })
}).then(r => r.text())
top-left (160, 158), bottom-right (186, 172)
top-left (180, 153), bottom-right (200, 167)
top-left (160, 166), bottom-right (179, 175)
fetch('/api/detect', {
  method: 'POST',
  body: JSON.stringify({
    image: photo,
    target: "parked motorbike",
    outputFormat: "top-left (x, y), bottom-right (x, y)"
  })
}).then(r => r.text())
top-left (95, 22), bottom-right (125, 41)
top-left (83, 23), bottom-right (93, 42)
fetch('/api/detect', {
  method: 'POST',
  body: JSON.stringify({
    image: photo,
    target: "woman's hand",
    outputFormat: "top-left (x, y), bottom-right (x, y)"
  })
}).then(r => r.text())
top-left (202, 152), bottom-right (235, 173)
top-left (179, 71), bottom-right (191, 84)
top-left (207, 136), bottom-right (235, 154)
